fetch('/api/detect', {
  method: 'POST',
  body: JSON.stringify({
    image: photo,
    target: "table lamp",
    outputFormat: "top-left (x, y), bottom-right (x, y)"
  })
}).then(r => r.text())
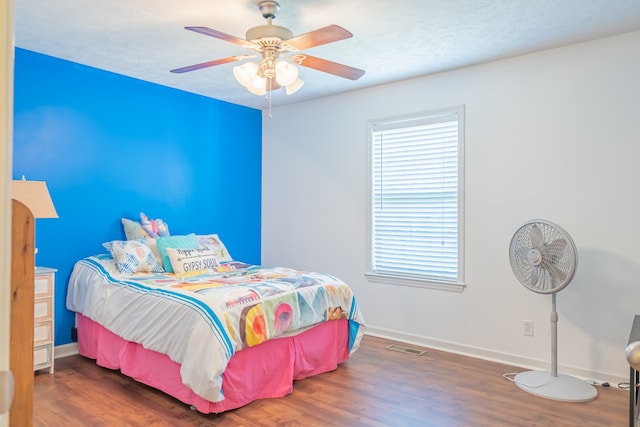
top-left (11, 178), bottom-right (58, 264)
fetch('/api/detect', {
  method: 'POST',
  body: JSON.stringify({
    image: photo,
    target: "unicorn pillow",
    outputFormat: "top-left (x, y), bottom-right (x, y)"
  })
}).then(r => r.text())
top-left (140, 212), bottom-right (170, 238)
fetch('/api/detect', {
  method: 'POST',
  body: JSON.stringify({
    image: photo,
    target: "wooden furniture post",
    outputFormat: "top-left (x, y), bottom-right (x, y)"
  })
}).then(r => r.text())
top-left (10, 199), bottom-right (35, 426)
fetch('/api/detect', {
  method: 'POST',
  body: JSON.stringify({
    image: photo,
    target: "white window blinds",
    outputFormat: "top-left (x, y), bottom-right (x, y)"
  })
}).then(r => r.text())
top-left (368, 107), bottom-right (464, 286)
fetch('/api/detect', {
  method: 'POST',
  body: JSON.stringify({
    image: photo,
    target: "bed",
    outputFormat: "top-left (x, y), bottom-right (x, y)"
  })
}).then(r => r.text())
top-left (66, 235), bottom-right (365, 414)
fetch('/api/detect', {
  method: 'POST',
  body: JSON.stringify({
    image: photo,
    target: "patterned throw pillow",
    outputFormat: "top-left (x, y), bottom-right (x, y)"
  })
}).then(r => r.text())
top-left (197, 234), bottom-right (233, 262)
top-left (103, 239), bottom-right (164, 274)
top-left (166, 247), bottom-right (219, 275)
top-left (156, 233), bottom-right (199, 273)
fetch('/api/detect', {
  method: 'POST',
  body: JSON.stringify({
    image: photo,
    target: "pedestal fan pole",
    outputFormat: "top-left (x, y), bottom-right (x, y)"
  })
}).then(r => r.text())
top-left (550, 293), bottom-right (558, 378)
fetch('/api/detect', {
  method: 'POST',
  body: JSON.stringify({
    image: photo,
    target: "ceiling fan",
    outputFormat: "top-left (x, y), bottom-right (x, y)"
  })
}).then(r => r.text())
top-left (170, 0), bottom-right (365, 96)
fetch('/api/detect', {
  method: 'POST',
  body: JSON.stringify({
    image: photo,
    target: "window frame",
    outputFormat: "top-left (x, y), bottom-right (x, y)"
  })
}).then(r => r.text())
top-left (365, 106), bottom-right (466, 292)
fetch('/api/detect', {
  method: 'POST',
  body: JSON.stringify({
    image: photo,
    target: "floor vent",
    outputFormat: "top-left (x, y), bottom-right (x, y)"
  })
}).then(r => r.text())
top-left (385, 344), bottom-right (426, 356)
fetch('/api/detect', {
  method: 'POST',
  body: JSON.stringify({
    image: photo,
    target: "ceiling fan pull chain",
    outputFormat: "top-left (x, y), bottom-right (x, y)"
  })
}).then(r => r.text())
top-left (268, 79), bottom-right (273, 118)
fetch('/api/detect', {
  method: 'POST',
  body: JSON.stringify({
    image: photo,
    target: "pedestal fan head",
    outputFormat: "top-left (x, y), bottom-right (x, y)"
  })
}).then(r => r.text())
top-left (509, 219), bottom-right (577, 294)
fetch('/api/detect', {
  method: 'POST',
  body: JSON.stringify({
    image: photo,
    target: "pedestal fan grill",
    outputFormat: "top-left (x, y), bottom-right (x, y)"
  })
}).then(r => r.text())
top-left (508, 219), bottom-right (597, 402)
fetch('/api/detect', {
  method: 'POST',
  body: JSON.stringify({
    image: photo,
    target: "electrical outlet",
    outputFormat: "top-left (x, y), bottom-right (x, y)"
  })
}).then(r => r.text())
top-left (523, 320), bottom-right (534, 336)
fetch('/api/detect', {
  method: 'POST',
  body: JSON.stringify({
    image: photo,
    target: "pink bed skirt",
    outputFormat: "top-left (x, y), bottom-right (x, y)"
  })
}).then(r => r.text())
top-left (76, 314), bottom-right (349, 413)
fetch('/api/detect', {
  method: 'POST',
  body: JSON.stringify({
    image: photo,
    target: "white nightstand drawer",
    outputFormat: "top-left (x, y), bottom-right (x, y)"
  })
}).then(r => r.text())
top-left (34, 344), bottom-right (52, 370)
top-left (34, 297), bottom-right (52, 321)
top-left (34, 275), bottom-right (53, 298)
top-left (34, 320), bottom-right (52, 345)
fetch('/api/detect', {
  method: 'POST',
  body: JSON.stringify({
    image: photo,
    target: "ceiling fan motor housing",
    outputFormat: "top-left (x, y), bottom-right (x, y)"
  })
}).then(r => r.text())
top-left (246, 25), bottom-right (294, 46)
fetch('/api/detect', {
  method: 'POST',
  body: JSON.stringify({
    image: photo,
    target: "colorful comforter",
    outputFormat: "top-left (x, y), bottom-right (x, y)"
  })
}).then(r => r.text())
top-left (66, 255), bottom-right (365, 403)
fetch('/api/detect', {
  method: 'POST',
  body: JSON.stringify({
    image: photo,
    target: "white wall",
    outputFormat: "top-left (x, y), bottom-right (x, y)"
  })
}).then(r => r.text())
top-left (0, 0), bottom-right (12, 424)
top-left (262, 31), bottom-right (640, 383)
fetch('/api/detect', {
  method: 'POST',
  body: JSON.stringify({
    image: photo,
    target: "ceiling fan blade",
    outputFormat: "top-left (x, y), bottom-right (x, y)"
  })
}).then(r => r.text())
top-left (284, 25), bottom-right (353, 50)
top-left (170, 55), bottom-right (253, 73)
top-left (292, 54), bottom-right (365, 80)
top-left (185, 26), bottom-right (256, 49)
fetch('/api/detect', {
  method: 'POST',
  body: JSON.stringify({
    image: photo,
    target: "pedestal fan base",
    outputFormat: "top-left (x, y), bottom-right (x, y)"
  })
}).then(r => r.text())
top-left (514, 370), bottom-right (598, 402)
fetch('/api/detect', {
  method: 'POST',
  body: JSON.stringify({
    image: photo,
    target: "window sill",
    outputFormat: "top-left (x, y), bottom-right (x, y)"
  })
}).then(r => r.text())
top-left (365, 272), bottom-right (466, 293)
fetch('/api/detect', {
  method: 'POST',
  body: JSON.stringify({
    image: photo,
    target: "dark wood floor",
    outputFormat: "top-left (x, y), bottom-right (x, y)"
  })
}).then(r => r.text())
top-left (34, 335), bottom-right (628, 427)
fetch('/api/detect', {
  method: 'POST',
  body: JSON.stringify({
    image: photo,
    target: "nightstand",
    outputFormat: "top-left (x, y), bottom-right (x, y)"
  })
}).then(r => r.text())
top-left (34, 267), bottom-right (56, 373)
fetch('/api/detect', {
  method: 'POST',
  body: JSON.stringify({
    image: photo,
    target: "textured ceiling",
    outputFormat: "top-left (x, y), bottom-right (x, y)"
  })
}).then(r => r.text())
top-left (14, 0), bottom-right (640, 111)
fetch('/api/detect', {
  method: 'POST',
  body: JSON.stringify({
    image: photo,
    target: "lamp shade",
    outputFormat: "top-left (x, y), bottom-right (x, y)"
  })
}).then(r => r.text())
top-left (233, 62), bottom-right (259, 88)
top-left (233, 62), bottom-right (267, 96)
top-left (11, 180), bottom-right (58, 218)
top-left (275, 60), bottom-right (298, 87)
top-left (246, 76), bottom-right (267, 96)
top-left (285, 78), bottom-right (305, 95)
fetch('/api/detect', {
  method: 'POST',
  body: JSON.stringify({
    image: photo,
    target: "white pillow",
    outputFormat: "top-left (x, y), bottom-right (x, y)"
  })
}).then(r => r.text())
top-left (197, 234), bottom-right (233, 262)
top-left (166, 247), bottom-right (219, 274)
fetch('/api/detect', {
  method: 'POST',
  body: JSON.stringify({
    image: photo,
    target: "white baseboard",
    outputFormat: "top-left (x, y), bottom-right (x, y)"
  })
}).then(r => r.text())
top-left (54, 342), bottom-right (78, 359)
top-left (364, 325), bottom-right (628, 386)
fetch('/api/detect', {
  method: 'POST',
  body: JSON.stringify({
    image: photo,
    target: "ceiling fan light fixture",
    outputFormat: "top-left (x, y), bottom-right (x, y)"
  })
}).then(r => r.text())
top-left (275, 60), bottom-right (298, 87)
top-left (285, 78), bottom-right (304, 95)
top-left (233, 62), bottom-right (259, 88)
top-left (246, 74), bottom-right (267, 96)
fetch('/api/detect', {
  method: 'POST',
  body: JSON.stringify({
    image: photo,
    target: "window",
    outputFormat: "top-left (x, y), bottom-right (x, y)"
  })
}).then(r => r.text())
top-left (366, 106), bottom-right (465, 291)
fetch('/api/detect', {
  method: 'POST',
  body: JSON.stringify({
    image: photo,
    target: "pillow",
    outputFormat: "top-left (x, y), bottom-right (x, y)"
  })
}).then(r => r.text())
top-left (102, 239), bottom-right (164, 274)
top-left (156, 233), bottom-right (199, 273)
top-left (197, 234), bottom-right (233, 262)
top-left (122, 218), bottom-right (151, 240)
top-left (140, 212), bottom-right (170, 238)
top-left (166, 247), bottom-right (219, 275)
top-left (145, 238), bottom-right (163, 264)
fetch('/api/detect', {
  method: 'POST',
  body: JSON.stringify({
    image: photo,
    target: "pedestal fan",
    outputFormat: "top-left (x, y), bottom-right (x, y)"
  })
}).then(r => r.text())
top-left (508, 219), bottom-right (597, 402)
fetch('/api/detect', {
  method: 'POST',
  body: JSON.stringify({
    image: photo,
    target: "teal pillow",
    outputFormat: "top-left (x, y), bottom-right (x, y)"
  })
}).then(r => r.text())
top-left (156, 233), bottom-right (199, 273)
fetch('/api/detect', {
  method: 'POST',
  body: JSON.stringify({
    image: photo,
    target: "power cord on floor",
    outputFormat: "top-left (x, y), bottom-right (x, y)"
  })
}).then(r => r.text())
top-left (588, 380), bottom-right (610, 387)
top-left (502, 372), bottom-right (629, 389)
top-left (502, 372), bottom-right (551, 389)
top-left (502, 373), bottom-right (518, 382)
top-left (588, 379), bottom-right (633, 389)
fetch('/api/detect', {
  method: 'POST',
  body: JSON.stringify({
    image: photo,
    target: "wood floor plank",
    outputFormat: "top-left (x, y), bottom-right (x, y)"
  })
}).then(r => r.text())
top-left (34, 335), bottom-right (628, 426)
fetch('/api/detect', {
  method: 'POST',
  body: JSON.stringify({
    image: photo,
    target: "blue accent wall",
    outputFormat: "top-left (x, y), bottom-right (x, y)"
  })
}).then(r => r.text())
top-left (13, 48), bottom-right (262, 346)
